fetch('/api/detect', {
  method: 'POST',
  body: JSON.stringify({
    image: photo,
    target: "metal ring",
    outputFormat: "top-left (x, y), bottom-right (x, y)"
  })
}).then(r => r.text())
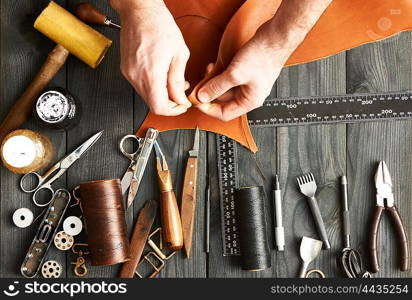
top-left (305, 269), bottom-right (326, 278)
top-left (20, 172), bottom-right (42, 193)
top-left (32, 186), bottom-right (54, 207)
top-left (119, 135), bottom-right (142, 158)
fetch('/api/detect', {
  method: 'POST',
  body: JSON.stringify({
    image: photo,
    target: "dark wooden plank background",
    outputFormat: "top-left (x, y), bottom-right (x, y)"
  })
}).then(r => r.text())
top-left (1, 0), bottom-right (411, 278)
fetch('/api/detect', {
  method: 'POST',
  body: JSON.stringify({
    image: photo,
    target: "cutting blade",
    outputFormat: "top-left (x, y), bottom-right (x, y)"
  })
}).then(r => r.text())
top-left (121, 169), bottom-right (134, 194)
top-left (188, 127), bottom-right (200, 157)
top-left (126, 177), bottom-right (140, 208)
top-left (61, 131), bottom-right (103, 169)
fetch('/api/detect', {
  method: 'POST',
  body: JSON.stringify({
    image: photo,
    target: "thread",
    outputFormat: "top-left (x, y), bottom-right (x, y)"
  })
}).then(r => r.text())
top-left (234, 186), bottom-right (271, 271)
top-left (78, 179), bottom-right (130, 266)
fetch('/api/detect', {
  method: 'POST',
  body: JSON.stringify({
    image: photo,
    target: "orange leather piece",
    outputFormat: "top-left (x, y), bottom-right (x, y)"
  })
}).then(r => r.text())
top-left (137, 0), bottom-right (412, 152)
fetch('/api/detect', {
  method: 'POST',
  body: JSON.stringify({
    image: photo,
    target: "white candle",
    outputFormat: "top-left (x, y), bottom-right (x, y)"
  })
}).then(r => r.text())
top-left (2, 135), bottom-right (36, 168)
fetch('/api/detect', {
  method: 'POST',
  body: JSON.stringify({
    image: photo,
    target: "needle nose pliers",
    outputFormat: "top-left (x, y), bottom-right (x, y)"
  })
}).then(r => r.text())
top-left (370, 161), bottom-right (409, 273)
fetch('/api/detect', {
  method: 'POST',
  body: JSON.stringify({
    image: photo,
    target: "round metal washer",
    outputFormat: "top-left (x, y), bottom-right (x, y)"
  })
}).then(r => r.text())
top-left (12, 208), bottom-right (34, 228)
top-left (54, 231), bottom-right (74, 251)
top-left (63, 216), bottom-right (83, 236)
top-left (41, 260), bottom-right (62, 278)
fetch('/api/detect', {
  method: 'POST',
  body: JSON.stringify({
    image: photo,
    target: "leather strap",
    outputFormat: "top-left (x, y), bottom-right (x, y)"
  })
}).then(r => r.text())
top-left (119, 199), bottom-right (158, 278)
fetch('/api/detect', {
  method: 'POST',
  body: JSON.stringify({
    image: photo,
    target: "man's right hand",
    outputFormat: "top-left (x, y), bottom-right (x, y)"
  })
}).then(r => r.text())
top-left (111, 0), bottom-right (191, 116)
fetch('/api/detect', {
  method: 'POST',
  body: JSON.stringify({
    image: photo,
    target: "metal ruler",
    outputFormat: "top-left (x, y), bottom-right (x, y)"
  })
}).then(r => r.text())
top-left (217, 90), bottom-right (412, 256)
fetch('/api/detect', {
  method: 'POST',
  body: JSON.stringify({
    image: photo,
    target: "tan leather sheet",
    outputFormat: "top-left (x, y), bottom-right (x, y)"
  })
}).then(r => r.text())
top-left (137, 0), bottom-right (412, 153)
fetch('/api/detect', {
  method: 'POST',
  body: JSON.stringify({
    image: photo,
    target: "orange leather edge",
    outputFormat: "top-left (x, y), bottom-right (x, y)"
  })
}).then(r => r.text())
top-left (137, 0), bottom-right (412, 153)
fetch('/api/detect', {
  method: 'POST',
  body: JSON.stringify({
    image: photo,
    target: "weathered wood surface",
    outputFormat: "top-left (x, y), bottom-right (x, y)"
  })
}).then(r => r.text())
top-left (1, 0), bottom-right (411, 278)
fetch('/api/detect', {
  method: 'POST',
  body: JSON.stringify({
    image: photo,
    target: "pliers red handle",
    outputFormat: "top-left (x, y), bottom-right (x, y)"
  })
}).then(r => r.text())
top-left (370, 161), bottom-right (409, 273)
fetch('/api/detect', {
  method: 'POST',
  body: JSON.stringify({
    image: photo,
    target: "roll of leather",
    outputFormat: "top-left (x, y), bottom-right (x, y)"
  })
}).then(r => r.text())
top-left (234, 186), bottom-right (271, 271)
top-left (78, 179), bottom-right (131, 266)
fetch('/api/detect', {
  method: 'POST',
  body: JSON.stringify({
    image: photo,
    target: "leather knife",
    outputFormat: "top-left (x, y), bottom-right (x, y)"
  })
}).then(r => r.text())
top-left (181, 127), bottom-right (200, 257)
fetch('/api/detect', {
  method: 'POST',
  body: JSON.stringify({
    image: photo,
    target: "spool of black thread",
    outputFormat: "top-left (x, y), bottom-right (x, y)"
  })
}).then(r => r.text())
top-left (234, 186), bottom-right (271, 271)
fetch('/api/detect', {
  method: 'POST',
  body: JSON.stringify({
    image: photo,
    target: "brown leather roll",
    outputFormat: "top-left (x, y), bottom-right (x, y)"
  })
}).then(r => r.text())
top-left (78, 179), bottom-right (131, 266)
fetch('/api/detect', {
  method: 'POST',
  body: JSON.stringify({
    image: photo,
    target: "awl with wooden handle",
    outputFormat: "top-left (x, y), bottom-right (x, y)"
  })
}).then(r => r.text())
top-left (119, 199), bottom-right (157, 278)
top-left (180, 127), bottom-right (200, 257)
top-left (154, 142), bottom-right (183, 251)
top-left (75, 2), bottom-right (121, 29)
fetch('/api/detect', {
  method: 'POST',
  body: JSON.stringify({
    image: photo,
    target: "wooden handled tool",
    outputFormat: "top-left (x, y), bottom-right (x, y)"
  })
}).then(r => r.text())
top-left (154, 142), bottom-right (183, 251)
top-left (75, 2), bottom-right (121, 29)
top-left (180, 128), bottom-right (200, 257)
top-left (0, 1), bottom-right (111, 143)
top-left (119, 199), bottom-right (157, 278)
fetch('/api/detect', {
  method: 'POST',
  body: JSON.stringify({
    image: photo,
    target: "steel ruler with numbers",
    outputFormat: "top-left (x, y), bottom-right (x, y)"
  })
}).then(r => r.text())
top-left (217, 90), bottom-right (412, 256)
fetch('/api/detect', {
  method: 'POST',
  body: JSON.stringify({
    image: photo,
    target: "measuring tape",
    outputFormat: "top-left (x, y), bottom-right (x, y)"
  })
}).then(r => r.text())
top-left (217, 90), bottom-right (412, 256)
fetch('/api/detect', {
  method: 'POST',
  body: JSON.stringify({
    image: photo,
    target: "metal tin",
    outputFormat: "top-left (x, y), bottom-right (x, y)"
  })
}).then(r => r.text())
top-left (34, 87), bottom-right (82, 130)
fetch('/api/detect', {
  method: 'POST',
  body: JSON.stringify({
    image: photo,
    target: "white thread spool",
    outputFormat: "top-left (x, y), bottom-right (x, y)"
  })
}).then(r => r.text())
top-left (63, 216), bottom-right (83, 236)
top-left (12, 208), bottom-right (34, 228)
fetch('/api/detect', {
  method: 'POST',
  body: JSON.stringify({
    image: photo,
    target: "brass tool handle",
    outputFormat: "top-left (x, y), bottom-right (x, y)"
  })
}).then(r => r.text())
top-left (160, 189), bottom-right (183, 251)
top-left (369, 205), bottom-right (384, 273)
top-left (181, 156), bottom-right (198, 257)
top-left (75, 3), bottom-right (108, 26)
top-left (387, 206), bottom-right (410, 272)
top-left (119, 199), bottom-right (158, 278)
top-left (0, 45), bottom-right (69, 142)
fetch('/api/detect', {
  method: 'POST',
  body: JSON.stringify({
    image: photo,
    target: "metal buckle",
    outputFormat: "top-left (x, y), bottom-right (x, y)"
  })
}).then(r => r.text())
top-left (147, 228), bottom-right (176, 260)
top-left (134, 228), bottom-right (175, 278)
top-left (71, 243), bottom-right (89, 277)
top-left (135, 252), bottom-right (165, 278)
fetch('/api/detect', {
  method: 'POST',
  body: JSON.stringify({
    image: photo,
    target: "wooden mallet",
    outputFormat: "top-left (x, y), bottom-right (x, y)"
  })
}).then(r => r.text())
top-left (0, 1), bottom-right (112, 142)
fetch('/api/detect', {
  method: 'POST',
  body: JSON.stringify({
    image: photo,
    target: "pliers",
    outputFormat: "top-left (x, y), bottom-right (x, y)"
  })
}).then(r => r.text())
top-left (370, 161), bottom-right (409, 273)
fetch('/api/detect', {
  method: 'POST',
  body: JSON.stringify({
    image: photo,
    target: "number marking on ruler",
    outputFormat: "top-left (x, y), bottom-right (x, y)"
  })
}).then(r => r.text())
top-left (247, 91), bottom-right (412, 126)
top-left (216, 134), bottom-right (240, 256)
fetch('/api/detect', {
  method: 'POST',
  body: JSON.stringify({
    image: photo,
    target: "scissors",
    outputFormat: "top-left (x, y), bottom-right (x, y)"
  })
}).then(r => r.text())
top-left (20, 131), bottom-right (103, 207)
top-left (120, 128), bottom-right (158, 208)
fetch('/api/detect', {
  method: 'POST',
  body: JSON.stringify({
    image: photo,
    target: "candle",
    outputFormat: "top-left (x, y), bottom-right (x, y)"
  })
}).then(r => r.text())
top-left (1, 129), bottom-right (54, 174)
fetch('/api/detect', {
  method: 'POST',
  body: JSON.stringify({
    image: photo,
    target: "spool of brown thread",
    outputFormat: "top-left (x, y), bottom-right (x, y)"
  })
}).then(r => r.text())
top-left (77, 179), bottom-right (130, 266)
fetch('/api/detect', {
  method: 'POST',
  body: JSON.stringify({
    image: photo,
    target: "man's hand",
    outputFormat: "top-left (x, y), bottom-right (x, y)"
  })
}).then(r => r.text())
top-left (111, 0), bottom-right (191, 116)
top-left (197, 38), bottom-right (287, 122)
top-left (197, 0), bottom-right (332, 121)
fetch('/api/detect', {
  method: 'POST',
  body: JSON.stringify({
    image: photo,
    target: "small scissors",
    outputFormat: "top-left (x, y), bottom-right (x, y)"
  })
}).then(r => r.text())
top-left (120, 128), bottom-right (158, 208)
top-left (20, 131), bottom-right (103, 207)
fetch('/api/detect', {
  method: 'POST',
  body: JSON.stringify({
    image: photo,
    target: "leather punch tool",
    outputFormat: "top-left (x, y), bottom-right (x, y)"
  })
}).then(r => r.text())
top-left (370, 161), bottom-right (409, 273)
top-left (120, 128), bottom-right (159, 209)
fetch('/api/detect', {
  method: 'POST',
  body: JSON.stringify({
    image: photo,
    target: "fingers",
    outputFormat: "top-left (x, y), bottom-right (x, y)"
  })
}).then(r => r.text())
top-left (146, 68), bottom-right (188, 116)
top-left (197, 96), bottom-right (257, 121)
top-left (168, 54), bottom-right (191, 107)
top-left (198, 68), bottom-right (243, 103)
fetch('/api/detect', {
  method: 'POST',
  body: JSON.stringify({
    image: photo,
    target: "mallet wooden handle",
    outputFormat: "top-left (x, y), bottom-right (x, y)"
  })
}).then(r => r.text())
top-left (0, 45), bottom-right (69, 142)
